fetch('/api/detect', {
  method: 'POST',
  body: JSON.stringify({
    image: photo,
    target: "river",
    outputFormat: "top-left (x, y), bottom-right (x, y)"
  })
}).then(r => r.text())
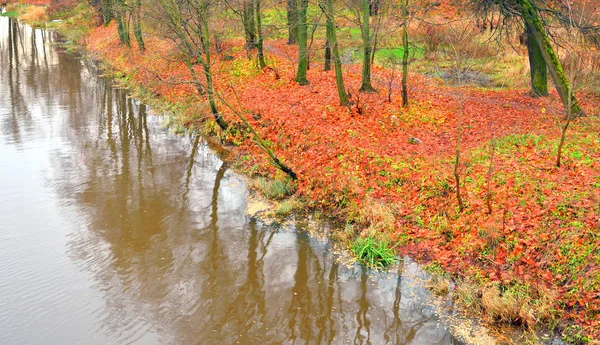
top-left (0, 16), bottom-right (467, 345)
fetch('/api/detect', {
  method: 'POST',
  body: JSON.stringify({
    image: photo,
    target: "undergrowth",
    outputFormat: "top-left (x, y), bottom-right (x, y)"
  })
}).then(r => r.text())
top-left (350, 235), bottom-right (397, 269)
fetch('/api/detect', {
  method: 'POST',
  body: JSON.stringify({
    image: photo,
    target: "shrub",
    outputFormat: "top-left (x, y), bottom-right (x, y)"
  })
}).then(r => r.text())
top-left (20, 6), bottom-right (47, 24)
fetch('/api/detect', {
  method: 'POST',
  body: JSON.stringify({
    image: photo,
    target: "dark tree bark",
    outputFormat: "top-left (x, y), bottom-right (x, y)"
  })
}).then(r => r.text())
top-left (321, 0), bottom-right (348, 105)
top-left (132, 0), bottom-right (145, 53)
top-left (114, 0), bottom-right (131, 47)
top-left (359, 0), bottom-right (375, 92)
top-left (100, 0), bottom-right (113, 23)
top-left (255, 0), bottom-right (266, 68)
top-left (287, 0), bottom-right (298, 44)
top-left (324, 38), bottom-right (332, 71)
top-left (242, 0), bottom-right (257, 51)
top-left (369, 0), bottom-right (380, 16)
top-left (401, 0), bottom-right (409, 107)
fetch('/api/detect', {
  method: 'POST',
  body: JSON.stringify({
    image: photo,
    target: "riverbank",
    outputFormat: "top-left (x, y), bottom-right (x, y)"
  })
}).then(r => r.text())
top-left (10, 1), bottom-right (600, 342)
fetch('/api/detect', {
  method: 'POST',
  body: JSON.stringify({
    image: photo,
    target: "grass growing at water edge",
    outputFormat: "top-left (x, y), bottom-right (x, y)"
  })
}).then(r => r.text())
top-left (255, 176), bottom-right (296, 200)
top-left (350, 235), bottom-right (397, 269)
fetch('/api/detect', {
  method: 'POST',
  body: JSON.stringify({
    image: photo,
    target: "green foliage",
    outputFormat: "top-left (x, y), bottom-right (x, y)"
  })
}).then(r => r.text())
top-left (1, 11), bottom-right (18, 17)
top-left (423, 260), bottom-right (446, 276)
top-left (350, 236), bottom-right (397, 269)
top-left (275, 198), bottom-right (301, 216)
top-left (375, 45), bottom-right (425, 64)
top-left (227, 58), bottom-right (260, 80)
top-left (562, 325), bottom-right (590, 345)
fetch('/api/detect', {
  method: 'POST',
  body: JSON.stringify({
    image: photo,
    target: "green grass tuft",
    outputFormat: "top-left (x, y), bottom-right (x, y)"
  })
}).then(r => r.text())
top-left (350, 236), bottom-right (397, 269)
top-left (275, 198), bottom-right (300, 216)
top-left (256, 177), bottom-right (296, 200)
top-left (1, 11), bottom-right (18, 17)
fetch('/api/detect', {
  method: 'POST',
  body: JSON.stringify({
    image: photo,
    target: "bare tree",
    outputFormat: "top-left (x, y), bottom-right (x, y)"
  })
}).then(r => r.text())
top-left (150, 0), bottom-right (228, 130)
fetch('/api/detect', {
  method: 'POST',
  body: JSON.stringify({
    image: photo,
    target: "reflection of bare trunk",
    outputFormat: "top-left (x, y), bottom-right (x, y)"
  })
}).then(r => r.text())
top-left (354, 270), bottom-right (371, 343)
top-left (210, 161), bottom-right (228, 230)
top-left (245, 219), bottom-right (267, 323)
top-left (316, 261), bottom-right (338, 343)
top-left (288, 231), bottom-right (312, 341)
top-left (383, 266), bottom-right (403, 344)
top-left (182, 134), bottom-right (201, 208)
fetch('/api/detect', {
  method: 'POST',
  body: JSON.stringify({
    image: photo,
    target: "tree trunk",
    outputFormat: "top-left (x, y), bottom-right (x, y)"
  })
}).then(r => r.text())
top-left (324, 38), bottom-right (332, 71)
top-left (295, 0), bottom-right (309, 85)
top-left (525, 22), bottom-right (547, 96)
top-left (100, 0), bottom-right (113, 23)
top-left (369, 0), bottom-right (380, 16)
top-left (203, 62), bottom-right (227, 130)
top-left (359, 0), bottom-right (375, 92)
top-left (519, 0), bottom-right (584, 116)
top-left (132, 0), bottom-right (145, 53)
top-left (199, 2), bottom-right (227, 130)
top-left (323, 0), bottom-right (348, 105)
top-left (287, 0), bottom-right (298, 44)
top-left (243, 0), bottom-right (256, 51)
top-left (255, 0), bottom-right (266, 68)
top-left (401, 0), bottom-right (409, 107)
top-left (114, 4), bottom-right (131, 47)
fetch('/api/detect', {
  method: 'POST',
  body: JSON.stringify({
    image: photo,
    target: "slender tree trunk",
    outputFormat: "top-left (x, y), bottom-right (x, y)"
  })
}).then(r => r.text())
top-left (359, 0), bottom-right (375, 92)
top-left (132, 0), bottom-right (145, 53)
top-left (295, 0), bottom-right (309, 85)
top-left (519, 0), bottom-right (584, 116)
top-left (218, 92), bottom-right (297, 179)
top-left (114, 4), bottom-right (131, 47)
top-left (101, 0), bottom-right (113, 23)
top-left (324, 38), bottom-right (332, 71)
top-left (369, 0), bottom-right (380, 16)
top-left (255, 0), bottom-right (266, 68)
top-left (287, 0), bottom-right (298, 44)
top-left (525, 22), bottom-right (547, 96)
top-left (243, 0), bottom-right (256, 51)
top-left (401, 0), bottom-right (409, 107)
top-left (370, 28), bottom-right (378, 65)
top-left (455, 92), bottom-right (465, 212)
top-left (199, 3), bottom-right (227, 130)
top-left (322, 0), bottom-right (348, 105)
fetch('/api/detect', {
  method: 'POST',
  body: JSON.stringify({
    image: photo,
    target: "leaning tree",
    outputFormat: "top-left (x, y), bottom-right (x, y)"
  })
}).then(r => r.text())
top-left (472, 0), bottom-right (597, 116)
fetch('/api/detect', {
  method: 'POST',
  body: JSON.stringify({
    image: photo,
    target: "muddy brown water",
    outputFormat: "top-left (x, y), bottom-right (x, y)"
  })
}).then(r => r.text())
top-left (0, 17), bottom-right (468, 345)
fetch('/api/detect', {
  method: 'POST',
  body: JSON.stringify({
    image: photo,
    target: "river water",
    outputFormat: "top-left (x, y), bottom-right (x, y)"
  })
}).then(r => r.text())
top-left (0, 17), bottom-right (466, 345)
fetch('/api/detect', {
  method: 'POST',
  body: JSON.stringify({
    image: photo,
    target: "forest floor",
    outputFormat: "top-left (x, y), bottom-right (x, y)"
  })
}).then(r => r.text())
top-left (86, 25), bottom-right (600, 342)
top-left (5, 1), bottom-right (600, 341)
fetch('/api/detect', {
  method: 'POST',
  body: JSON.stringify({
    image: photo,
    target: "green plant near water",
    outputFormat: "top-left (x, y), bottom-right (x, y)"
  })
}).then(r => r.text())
top-left (350, 236), bottom-right (397, 269)
top-left (256, 176), bottom-right (296, 200)
top-left (0, 11), bottom-right (18, 17)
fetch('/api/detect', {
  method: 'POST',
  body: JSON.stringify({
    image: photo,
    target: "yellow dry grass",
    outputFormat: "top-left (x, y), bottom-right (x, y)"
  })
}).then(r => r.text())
top-left (481, 283), bottom-right (557, 327)
top-left (20, 6), bottom-right (47, 23)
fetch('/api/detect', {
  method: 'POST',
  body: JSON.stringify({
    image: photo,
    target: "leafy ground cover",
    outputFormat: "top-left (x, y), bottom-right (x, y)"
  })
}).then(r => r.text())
top-left (82, 22), bottom-right (600, 340)
top-left (0, 0), bottom-right (585, 336)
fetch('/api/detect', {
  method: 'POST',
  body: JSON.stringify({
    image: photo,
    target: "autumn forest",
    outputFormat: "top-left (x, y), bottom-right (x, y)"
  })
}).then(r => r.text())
top-left (2, 0), bottom-right (600, 342)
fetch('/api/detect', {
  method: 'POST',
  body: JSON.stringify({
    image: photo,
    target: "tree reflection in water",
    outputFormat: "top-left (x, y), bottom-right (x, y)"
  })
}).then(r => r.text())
top-left (0, 18), bottom-right (467, 345)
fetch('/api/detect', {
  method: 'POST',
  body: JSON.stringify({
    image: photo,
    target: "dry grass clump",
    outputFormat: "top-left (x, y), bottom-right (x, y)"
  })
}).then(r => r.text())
top-left (455, 279), bottom-right (482, 311)
top-left (352, 196), bottom-right (396, 235)
top-left (20, 6), bottom-right (47, 23)
top-left (480, 283), bottom-right (557, 326)
top-left (426, 275), bottom-right (451, 296)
